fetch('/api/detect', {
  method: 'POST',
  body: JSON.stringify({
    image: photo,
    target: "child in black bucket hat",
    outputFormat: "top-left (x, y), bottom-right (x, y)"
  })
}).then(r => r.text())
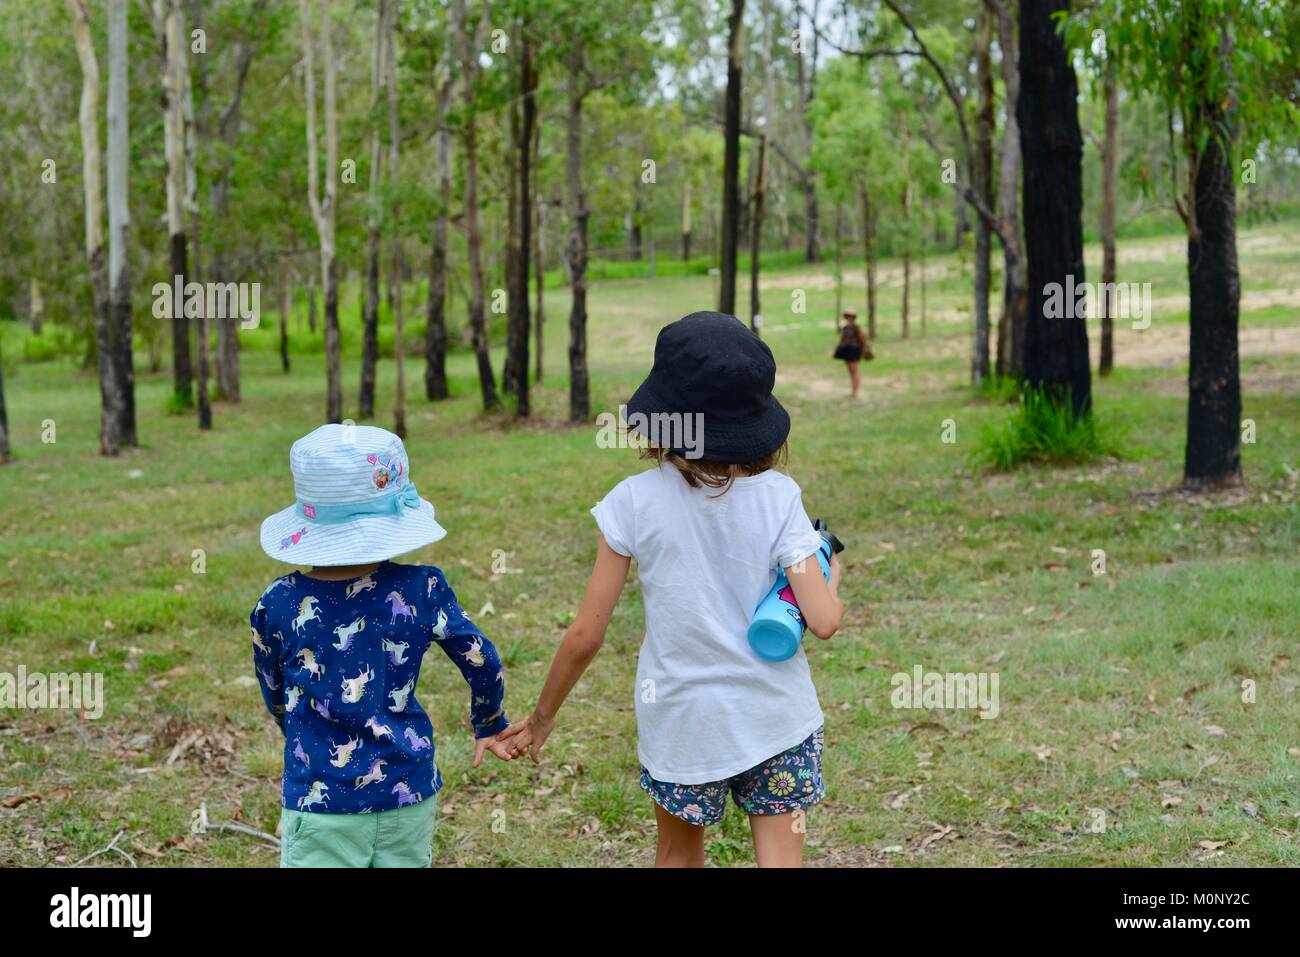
top-left (502, 312), bottom-right (846, 867)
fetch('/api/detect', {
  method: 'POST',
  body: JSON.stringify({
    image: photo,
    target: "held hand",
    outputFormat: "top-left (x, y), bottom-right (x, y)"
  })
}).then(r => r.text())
top-left (497, 710), bottom-right (556, 765)
top-left (472, 732), bottom-right (514, 768)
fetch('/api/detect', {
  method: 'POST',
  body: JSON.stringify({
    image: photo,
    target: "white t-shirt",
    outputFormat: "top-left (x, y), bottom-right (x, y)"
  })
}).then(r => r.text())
top-left (591, 463), bottom-right (826, 784)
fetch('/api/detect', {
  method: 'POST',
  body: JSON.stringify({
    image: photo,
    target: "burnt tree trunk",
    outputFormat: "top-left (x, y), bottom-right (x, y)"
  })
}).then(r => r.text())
top-left (1017, 0), bottom-right (1090, 417)
top-left (455, 0), bottom-right (498, 412)
top-left (993, 0), bottom-right (1026, 378)
top-left (1183, 32), bottom-right (1241, 489)
top-left (1098, 57), bottom-right (1118, 377)
top-left (566, 44), bottom-right (590, 422)
top-left (425, 29), bottom-right (453, 401)
top-left (718, 0), bottom-right (745, 314)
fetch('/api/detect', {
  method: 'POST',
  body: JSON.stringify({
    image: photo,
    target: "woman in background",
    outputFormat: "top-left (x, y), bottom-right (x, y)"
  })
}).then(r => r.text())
top-left (833, 309), bottom-right (870, 398)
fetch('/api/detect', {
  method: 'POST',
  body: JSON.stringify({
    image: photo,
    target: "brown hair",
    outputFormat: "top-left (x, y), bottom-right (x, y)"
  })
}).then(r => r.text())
top-left (639, 442), bottom-right (788, 495)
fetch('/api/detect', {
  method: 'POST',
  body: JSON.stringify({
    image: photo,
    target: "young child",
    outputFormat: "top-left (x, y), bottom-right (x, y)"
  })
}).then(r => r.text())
top-left (501, 311), bottom-right (845, 867)
top-left (251, 423), bottom-right (510, 867)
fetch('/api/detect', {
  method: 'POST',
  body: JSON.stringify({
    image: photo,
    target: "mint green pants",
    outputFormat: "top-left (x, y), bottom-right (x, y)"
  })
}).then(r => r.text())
top-left (279, 795), bottom-right (438, 868)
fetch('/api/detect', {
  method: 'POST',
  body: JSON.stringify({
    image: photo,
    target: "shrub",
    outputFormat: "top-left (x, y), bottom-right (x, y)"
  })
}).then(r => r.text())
top-left (973, 385), bottom-right (1124, 470)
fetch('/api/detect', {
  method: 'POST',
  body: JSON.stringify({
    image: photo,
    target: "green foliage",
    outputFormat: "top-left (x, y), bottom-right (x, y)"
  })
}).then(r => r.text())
top-left (973, 386), bottom-right (1126, 471)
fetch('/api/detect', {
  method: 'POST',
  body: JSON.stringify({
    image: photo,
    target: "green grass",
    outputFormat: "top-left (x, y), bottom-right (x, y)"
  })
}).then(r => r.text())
top-left (0, 221), bottom-right (1297, 867)
top-left (974, 386), bottom-right (1127, 470)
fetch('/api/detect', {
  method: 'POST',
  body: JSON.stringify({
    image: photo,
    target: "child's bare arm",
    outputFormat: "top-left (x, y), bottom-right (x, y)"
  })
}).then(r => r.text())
top-left (500, 535), bottom-right (630, 762)
top-left (786, 552), bottom-right (845, 640)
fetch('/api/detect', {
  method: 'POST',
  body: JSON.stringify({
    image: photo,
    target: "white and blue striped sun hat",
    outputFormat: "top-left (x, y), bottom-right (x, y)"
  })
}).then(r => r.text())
top-left (259, 424), bottom-right (446, 566)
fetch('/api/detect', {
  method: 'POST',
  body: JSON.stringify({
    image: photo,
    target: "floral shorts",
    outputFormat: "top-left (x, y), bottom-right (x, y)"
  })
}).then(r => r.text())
top-left (639, 727), bottom-right (825, 826)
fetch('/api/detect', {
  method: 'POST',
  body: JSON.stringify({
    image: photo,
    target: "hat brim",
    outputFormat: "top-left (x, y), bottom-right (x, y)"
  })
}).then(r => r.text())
top-left (625, 379), bottom-right (791, 465)
top-left (260, 497), bottom-right (447, 566)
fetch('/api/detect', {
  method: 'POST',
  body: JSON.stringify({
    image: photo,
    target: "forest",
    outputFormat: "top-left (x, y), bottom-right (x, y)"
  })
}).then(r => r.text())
top-left (0, 0), bottom-right (1298, 869)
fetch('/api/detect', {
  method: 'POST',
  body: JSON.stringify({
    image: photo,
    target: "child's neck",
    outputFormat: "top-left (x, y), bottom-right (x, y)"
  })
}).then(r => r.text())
top-left (304, 562), bottom-right (384, 581)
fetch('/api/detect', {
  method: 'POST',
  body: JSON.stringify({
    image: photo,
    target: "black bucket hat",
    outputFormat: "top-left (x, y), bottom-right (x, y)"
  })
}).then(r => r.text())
top-left (625, 311), bottom-right (790, 464)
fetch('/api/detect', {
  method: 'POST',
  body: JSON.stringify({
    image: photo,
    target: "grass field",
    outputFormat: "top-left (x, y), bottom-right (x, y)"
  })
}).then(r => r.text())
top-left (1, 222), bottom-right (1297, 867)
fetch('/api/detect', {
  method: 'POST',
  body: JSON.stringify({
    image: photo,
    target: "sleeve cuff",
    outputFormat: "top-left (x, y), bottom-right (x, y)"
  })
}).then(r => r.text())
top-left (474, 714), bottom-right (510, 738)
top-left (590, 502), bottom-right (632, 557)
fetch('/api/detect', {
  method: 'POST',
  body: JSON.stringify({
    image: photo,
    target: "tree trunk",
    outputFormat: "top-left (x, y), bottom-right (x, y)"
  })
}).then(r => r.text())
top-left (533, 188), bottom-right (545, 383)
top-left (456, 0), bottom-right (498, 411)
top-left (1017, 0), bottom-right (1090, 417)
top-left (833, 202), bottom-right (843, 322)
top-left (1098, 57), bottom-right (1118, 377)
top-left (300, 0), bottom-right (342, 423)
top-left (718, 0), bottom-right (745, 315)
top-left (681, 181), bottom-right (692, 261)
top-left (971, 0), bottom-right (993, 386)
top-left (108, 0), bottom-right (136, 444)
top-left (67, 0), bottom-right (121, 455)
top-left (993, 0), bottom-right (1026, 378)
top-left (503, 19), bottom-right (534, 416)
top-left (566, 44), bottom-right (590, 423)
top-left (387, 0), bottom-right (406, 438)
top-left (1183, 30), bottom-right (1241, 489)
top-left (749, 133), bottom-right (766, 332)
top-left (900, 116), bottom-right (913, 342)
top-left (157, 2), bottom-right (192, 410)
top-left (0, 342), bottom-right (10, 463)
top-left (359, 0), bottom-right (386, 420)
top-left (797, 0), bottom-right (821, 263)
top-left (279, 272), bottom-right (291, 373)
top-left (425, 28), bottom-right (453, 402)
top-left (860, 184), bottom-right (878, 342)
top-left (196, 0), bottom-right (263, 409)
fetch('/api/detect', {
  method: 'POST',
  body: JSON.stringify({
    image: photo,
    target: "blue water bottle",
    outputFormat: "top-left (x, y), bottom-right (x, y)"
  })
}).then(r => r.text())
top-left (747, 518), bottom-right (845, 661)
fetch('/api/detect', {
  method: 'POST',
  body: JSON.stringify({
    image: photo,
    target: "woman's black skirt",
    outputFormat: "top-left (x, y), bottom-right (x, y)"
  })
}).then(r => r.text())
top-left (834, 344), bottom-right (863, 362)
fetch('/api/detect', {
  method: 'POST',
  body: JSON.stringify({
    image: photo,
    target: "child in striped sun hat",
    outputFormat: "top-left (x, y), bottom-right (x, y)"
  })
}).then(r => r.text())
top-left (252, 423), bottom-right (513, 867)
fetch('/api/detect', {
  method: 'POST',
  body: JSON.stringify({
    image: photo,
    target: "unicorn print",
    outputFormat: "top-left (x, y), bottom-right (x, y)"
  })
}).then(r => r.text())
top-left (430, 608), bottom-right (449, 640)
top-left (332, 616), bottom-right (366, 651)
top-left (292, 596), bottom-right (321, 635)
top-left (310, 695), bottom-right (334, 721)
top-left (403, 727), bottom-right (432, 752)
top-left (296, 647), bottom-right (324, 681)
top-left (365, 717), bottom-right (395, 741)
top-left (297, 781), bottom-right (329, 811)
top-left (461, 636), bottom-right (486, 668)
top-left (383, 638), bottom-right (409, 666)
top-left (341, 665), bottom-right (374, 704)
top-left (329, 735), bottom-right (362, 768)
top-left (284, 686), bottom-right (303, 714)
top-left (292, 737), bottom-right (311, 767)
top-left (392, 782), bottom-right (420, 807)
top-left (259, 667), bottom-right (280, 691)
top-left (386, 590), bottom-right (417, 625)
top-left (426, 573), bottom-right (439, 597)
top-left (388, 677), bottom-right (414, 713)
top-left (354, 758), bottom-right (388, 789)
top-left (251, 627), bottom-right (270, 655)
top-left (346, 573), bottom-right (377, 600)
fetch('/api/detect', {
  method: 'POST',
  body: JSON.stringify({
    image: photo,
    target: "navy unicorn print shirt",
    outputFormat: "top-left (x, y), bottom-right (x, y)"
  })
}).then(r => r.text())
top-left (250, 561), bottom-right (508, 814)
